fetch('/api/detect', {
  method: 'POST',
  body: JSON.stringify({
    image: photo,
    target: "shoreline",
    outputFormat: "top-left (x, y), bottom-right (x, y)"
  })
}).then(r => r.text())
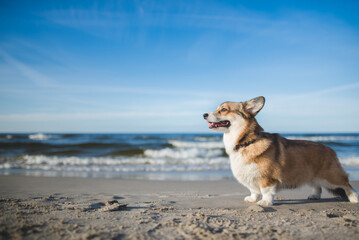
top-left (1, 176), bottom-right (359, 239)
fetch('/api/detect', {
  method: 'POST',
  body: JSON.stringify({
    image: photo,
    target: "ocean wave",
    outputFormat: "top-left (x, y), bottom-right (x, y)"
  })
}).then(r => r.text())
top-left (194, 136), bottom-right (222, 141)
top-left (339, 157), bottom-right (359, 167)
top-left (169, 140), bottom-right (224, 149)
top-left (0, 155), bottom-right (230, 173)
top-left (0, 163), bottom-right (229, 173)
top-left (3, 155), bottom-right (358, 171)
top-left (0, 142), bottom-right (134, 152)
top-left (1, 155), bottom-right (359, 180)
top-left (103, 149), bottom-right (144, 156)
top-left (60, 134), bottom-right (78, 139)
top-left (29, 133), bottom-right (52, 140)
top-left (0, 134), bottom-right (28, 140)
top-left (134, 135), bottom-right (164, 140)
top-left (144, 148), bottom-right (224, 159)
top-left (0, 132), bottom-right (358, 180)
top-left (23, 155), bottom-right (168, 166)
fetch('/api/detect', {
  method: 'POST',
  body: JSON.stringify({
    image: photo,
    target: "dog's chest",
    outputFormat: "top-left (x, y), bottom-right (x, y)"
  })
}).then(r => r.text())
top-left (223, 132), bottom-right (261, 188)
top-left (229, 152), bottom-right (261, 188)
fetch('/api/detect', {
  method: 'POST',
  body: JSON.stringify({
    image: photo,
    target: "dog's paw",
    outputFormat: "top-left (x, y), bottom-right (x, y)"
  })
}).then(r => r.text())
top-left (348, 192), bottom-right (359, 203)
top-left (307, 194), bottom-right (321, 200)
top-left (257, 199), bottom-right (273, 206)
top-left (244, 195), bottom-right (258, 203)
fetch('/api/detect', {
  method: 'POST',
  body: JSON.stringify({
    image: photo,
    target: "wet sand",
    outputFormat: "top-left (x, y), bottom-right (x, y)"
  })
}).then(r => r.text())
top-left (1, 175), bottom-right (359, 239)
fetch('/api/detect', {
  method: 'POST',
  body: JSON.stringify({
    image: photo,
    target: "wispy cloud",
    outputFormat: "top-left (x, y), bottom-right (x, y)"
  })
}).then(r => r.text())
top-left (272, 82), bottom-right (359, 100)
top-left (40, 4), bottom-right (354, 42)
top-left (2, 46), bottom-right (358, 102)
top-left (43, 9), bottom-right (128, 28)
top-left (41, 7), bottom-right (273, 36)
top-left (0, 47), bottom-right (224, 98)
top-left (0, 49), bottom-right (59, 88)
top-left (263, 82), bottom-right (359, 119)
top-left (306, 82), bottom-right (359, 96)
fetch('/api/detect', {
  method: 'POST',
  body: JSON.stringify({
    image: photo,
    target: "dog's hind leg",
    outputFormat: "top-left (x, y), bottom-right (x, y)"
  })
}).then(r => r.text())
top-left (322, 171), bottom-right (359, 203)
top-left (307, 182), bottom-right (322, 200)
top-left (318, 159), bottom-right (359, 203)
top-left (343, 184), bottom-right (359, 203)
top-left (325, 184), bottom-right (358, 203)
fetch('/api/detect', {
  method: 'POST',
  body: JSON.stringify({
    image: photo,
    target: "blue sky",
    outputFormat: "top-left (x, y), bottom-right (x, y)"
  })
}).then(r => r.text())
top-left (0, 0), bottom-right (359, 133)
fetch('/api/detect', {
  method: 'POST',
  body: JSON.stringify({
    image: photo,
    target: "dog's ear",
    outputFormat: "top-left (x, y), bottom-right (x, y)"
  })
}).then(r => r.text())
top-left (244, 96), bottom-right (265, 116)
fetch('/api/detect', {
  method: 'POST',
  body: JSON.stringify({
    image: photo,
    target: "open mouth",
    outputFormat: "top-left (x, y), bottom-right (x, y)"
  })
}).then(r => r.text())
top-left (209, 120), bottom-right (231, 129)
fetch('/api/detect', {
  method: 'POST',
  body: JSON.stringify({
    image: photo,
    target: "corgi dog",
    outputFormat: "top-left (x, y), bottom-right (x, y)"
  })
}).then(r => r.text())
top-left (203, 96), bottom-right (358, 206)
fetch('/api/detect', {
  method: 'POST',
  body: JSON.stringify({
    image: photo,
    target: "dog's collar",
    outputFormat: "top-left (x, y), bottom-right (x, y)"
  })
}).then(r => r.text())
top-left (234, 139), bottom-right (257, 151)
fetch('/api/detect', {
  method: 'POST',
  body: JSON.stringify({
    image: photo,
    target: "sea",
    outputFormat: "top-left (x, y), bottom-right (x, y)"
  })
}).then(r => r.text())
top-left (1, 133), bottom-right (359, 181)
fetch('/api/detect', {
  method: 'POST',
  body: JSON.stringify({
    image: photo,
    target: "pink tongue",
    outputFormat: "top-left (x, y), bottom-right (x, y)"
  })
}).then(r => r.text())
top-left (209, 122), bottom-right (221, 128)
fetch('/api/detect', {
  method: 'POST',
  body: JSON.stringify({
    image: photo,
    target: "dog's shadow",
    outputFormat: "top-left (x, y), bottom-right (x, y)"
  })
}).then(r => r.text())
top-left (274, 197), bottom-right (347, 206)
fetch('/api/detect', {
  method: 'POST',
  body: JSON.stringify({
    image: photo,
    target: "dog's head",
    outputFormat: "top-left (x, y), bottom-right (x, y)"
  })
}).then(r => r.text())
top-left (203, 96), bottom-right (265, 133)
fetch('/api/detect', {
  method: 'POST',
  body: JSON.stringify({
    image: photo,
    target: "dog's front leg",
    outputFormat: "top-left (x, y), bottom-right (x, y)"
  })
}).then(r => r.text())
top-left (244, 188), bottom-right (260, 203)
top-left (257, 184), bottom-right (276, 206)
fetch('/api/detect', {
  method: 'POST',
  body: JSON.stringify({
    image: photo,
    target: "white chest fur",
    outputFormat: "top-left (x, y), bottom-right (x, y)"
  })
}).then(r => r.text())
top-left (223, 132), bottom-right (261, 191)
top-left (229, 153), bottom-right (260, 190)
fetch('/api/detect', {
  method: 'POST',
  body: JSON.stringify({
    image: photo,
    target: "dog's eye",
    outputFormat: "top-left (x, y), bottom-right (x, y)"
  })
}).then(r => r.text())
top-left (220, 108), bottom-right (228, 113)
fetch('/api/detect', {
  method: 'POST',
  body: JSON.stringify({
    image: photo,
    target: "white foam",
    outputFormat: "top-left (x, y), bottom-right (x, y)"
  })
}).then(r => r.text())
top-left (29, 133), bottom-right (50, 141)
top-left (194, 136), bottom-right (221, 141)
top-left (339, 157), bottom-right (359, 166)
top-left (2, 154), bottom-right (359, 181)
top-left (0, 162), bottom-right (15, 169)
top-left (21, 155), bottom-right (168, 166)
top-left (0, 155), bottom-right (230, 173)
top-left (144, 148), bottom-right (223, 159)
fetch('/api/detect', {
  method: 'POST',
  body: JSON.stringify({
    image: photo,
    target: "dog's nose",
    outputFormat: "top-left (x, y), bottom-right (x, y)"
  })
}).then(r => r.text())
top-left (203, 113), bottom-right (209, 119)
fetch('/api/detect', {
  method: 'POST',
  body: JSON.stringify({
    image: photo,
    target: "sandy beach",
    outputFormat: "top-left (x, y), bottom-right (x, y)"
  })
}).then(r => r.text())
top-left (0, 175), bottom-right (359, 239)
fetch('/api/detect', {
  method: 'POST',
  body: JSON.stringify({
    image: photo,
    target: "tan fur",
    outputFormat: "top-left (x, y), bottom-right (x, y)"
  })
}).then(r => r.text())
top-left (253, 134), bottom-right (350, 190)
top-left (204, 96), bottom-right (358, 204)
top-left (234, 102), bottom-right (350, 189)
